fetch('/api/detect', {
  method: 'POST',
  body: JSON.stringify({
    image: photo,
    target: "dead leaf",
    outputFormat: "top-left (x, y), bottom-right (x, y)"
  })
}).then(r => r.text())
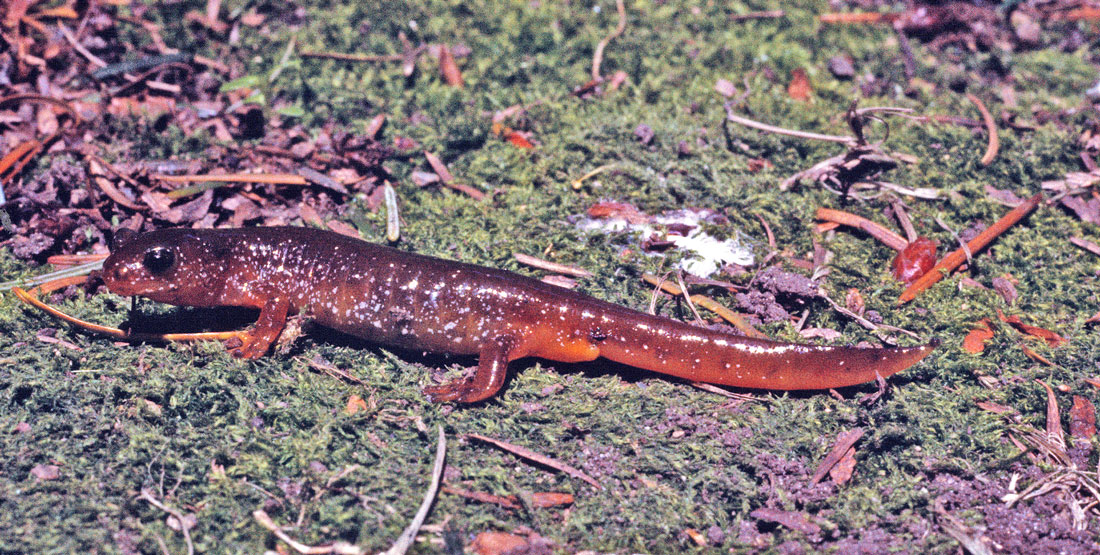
top-left (31, 464), bottom-right (60, 481)
top-left (997, 310), bottom-right (1066, 347)
top-left (438, 44), bottom-right (464, 88)
top-left (963, 319), bottom-right (994, 354)
top-left (991, 276), bottom-right (1017, 305)
top-left (1061, 194), bottom-right (1100, 225)
top-left (503, 129), bottom-right (535, 149)
top-left (746, 157), bottom-right (773, 172)
top-left (471, 532), bottom-right (527, 555)
top-left (36, 329), bottom-right (83, 351)
top-left (684, 528), bottom-right (707, 546)
top-left (540, 275), bottom-right (577, 289)
top-left (1070, 396), bottom-right (1096, 441)
top-left (787, 68), bottom-right (811, 102)
top-left (1035, 379), bottom-right (1065, 447)
top-left (587, 201), bottom-right (650, 225)
top-left (209, 459), bottom-right (226, 481)
top-left (605, 70), bottom-right (628, 92)
top-left (750, 507), bottom-right (821, 535)
top-left (844, 288), bottom-right (865, 316)
top-left (799, 327), bottom-right (842, 340)
top-left (1021, 346), bottom-right (1055, 366)
top-left (166, 512), bottom-right (197, 532)
top-left (811, 428), bottom-right (863, 484)
top-left (715, 78), bottom-right (736, 97)
top-left (975, 400), bottom-right (1015, 415)
top-left (142, 399), bottom-right (163, 416)
top-left (829, 446), bottom-right (857, 485)
top-left (531, 492), bottom-right (574, 508)
top-left (345, 395), bottom-right (368, 415)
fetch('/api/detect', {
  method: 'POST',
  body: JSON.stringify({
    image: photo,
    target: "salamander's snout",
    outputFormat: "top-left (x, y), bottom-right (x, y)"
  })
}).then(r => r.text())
top-left (99, 252), bottom-right (144, 296)
top-left (100, 235), bottom-right (181, 298)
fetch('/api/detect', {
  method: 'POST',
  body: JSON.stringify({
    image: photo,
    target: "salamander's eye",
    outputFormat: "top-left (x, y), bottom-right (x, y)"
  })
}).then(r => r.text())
top-left (142, 247), bottom-right (175, 274)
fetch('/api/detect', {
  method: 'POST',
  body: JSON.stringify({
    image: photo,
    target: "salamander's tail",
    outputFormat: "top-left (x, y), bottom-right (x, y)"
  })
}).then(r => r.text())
top-left (597, 312), bottom-right (938, 390)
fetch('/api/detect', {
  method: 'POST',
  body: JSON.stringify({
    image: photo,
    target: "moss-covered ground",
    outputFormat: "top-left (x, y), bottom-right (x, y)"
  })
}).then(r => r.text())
top-left (2, 1), bottom-right (1099, 552)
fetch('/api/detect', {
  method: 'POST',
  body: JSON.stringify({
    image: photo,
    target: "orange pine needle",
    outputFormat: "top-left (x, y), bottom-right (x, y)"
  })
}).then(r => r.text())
top-left (45, 253), bottom-right (110, 267)
top-left (818, 12), bottom-right (896, 24)
top-left (152, 173), bottom-right (309, 185)
top-left (815, 208), bottom-right (908, 251)
top-left (641, 274), bottom-right (766, 339)
top-left (966, 93), bottom-right (999, 166)
top-left (438, 44), bottom-right (464, 88)
top-left (504, 130), bottom-right (535, 149)
top-left (14, 280), bottom-right (247, 343)
top-left (0, 140), bottom-right (42, 181)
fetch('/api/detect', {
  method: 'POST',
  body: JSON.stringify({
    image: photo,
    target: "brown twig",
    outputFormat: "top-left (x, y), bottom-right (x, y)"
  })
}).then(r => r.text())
top-left (725, 106), bottom-right (856, 145)
top-left (466, 433), bottom-right (601, 489)
top-left (815, 208), bottom-right (909, 251)
top-left (139, 489), bottom-right (195, 555)
top-left (591, 0), bottom-right (627, 81)
top-left (892, 21), bottom-right (916, 80)
top-left (441, 485), bottom-right (520, 510)
top-left (58, 23), bottom-right (108, 68)
top-left (890, 199), bottom-right (918, 243)
top-left (729, 10), bottom-right (785, 21)
top-left (935, 216), bottom-right (973, 269)
top-left (1049, 7), bottom-right (1100, 21)
top-left (46, 253), bottom-right (109, 266)
top-left (300, 51), bottom-right (404, 63)
top-left (1071, 237), bottom-right (1100, 257)
top-left (152, 173), bottom-right (309, 185)
top-left (674, 272), bottom-right (706, 325)
top-left (818, 12), bottom-right (898, 24)
top-left (513, 253), bottom-right (592, 278)
top-left (441, 486), bottom-right (573, 510)
top-left (423, 151), bottom-right (485, 200)
top-left (110, 62), bottom-right (193, 96)
top-left (253, 510), bottom-right (356, 554)
top-left (818, 291), bottom-right (921, 340)
top-left (756, 214), bottom-right (776, 250)
top-left (810, 428), bottom-right (864, 484)
top-left (365, 114), bottom-right (386, 139)
top-left (641, 273), bottom-right (766, 339)
top-left (86, 155), bottom-right (145, 210)
top-left (689, 382), bottom-right (760, 402)
top-left (381, 425), bottom-right (447, 555)
top-left (965, 93), bottom-right (999, 166)
top-left (899, 193), bottom-right (1043, 304)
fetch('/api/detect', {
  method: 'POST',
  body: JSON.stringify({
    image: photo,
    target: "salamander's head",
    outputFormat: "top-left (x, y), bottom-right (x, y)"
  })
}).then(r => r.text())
top-left (101, 228), bottom-right (227, 305)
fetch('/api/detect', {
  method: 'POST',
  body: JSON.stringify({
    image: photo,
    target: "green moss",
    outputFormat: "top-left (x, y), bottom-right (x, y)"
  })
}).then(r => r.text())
top-left (2, 0), bottom-right (1099, 552)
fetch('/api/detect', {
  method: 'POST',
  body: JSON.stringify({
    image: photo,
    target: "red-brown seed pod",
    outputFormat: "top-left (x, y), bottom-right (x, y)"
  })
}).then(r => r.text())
top-left (891, 236), bottom-right (938, 284)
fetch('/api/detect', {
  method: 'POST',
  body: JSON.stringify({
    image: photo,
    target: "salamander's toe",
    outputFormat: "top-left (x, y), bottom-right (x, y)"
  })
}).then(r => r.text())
top-left (423, 380), bottom-right (485, 403)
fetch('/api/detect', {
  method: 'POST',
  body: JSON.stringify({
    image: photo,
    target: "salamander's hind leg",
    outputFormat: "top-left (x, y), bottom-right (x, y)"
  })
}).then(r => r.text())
top-left (227, 297), bottom-right (290, 359)
top-left (423, 335), bottom-right (516, 403)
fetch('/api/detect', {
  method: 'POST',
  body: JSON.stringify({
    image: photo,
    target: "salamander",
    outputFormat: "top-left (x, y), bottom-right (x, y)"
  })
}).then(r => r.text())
top-left (98, 226), bottom-right (937, 403)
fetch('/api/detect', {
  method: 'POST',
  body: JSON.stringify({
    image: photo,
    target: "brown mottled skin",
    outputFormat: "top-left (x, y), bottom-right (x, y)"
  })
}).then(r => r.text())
top-left (99, 227), bottom-right (937, 403)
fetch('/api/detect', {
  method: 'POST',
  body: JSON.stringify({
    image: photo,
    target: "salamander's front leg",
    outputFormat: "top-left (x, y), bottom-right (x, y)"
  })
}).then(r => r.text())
top-left (424, 335), bottom-right (516, 403)
top-left (227, 296), bottom-right (290, 359)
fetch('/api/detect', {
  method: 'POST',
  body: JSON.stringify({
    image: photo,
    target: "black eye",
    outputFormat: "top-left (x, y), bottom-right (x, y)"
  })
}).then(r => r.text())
top-left (142, 247), bottom-right (175, 274)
